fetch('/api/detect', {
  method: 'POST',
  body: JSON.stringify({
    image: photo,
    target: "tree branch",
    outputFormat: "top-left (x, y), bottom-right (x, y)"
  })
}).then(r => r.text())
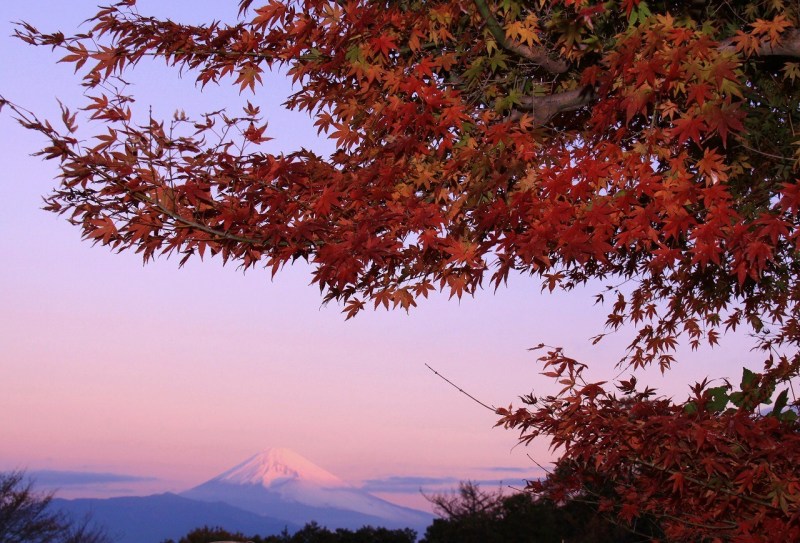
top-left (635, 459), bottom-right (780, 511)
top-left (510, 27), bottom-right (800, 127)
top-left (471, 0), bottom-right (568, 74)
top-left (720, 29), bottom-right (800, 59)
top-left (513, 86), bottom-right (597, 126)
top-left (1, 97), bottom-right (278, 251)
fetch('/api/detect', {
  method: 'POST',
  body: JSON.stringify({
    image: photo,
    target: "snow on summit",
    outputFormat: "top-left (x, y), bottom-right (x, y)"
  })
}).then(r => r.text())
top-left (212, 448), bottom-right (345, 488)
top-left (183, 447), bottom-right (434, 531)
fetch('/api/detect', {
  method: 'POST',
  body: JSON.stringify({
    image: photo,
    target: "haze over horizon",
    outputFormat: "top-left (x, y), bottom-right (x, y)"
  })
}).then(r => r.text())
top-left (17, 446), bottom-right (531, 511)
top-left (0, 0), bottom-right (762, 515)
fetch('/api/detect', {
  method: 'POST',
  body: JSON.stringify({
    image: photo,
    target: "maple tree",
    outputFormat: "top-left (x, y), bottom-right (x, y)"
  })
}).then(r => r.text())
top-left (3, 0), bottom-right (800, 540)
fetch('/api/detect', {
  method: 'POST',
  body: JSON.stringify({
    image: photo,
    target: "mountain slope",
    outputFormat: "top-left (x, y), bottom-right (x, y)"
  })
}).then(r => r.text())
top-left (52, 493), bottom-right (296, 543)
top-left (182, 448), bottom-right (432, 532)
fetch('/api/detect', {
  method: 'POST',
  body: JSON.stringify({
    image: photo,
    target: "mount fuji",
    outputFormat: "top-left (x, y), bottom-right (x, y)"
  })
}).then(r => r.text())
top-left (182, 448), bottom-right (432, 532)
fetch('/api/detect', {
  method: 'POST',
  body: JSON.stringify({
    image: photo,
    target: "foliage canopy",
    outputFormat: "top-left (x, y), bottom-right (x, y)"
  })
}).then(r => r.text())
top-left (422, 481), bottom-right (661, 542)
top-left (161, 522), bottom-right (416, 543)
top-left (4, 0), bottom-right (800, 540)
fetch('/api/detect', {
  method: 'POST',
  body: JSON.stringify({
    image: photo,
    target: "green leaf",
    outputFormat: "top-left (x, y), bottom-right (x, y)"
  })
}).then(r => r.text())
top-left (488, 51), bottom-right (508, 72)
top-left (628, 1), bottom-right (651, 27)
top-left (463, 58), bottom-right (484, 82)
top-left (707, 386), bottom-right (730, 413)
top-left (760, 379), bottom-right (776, 406)
top-left (729, 391), bottom-right (745, 408)
top-left (771, 389), bottom-right (789, 417)
top-left (740, 367), bottom-right (757, 389)
top-left (345, 45), bottom-right (363, 63)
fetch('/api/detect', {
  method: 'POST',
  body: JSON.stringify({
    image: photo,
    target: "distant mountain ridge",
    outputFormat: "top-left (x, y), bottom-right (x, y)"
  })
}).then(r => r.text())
top-left (52, 492), bottom-right (296, 543)
top-left (53, 448), bottom-right (433, 543)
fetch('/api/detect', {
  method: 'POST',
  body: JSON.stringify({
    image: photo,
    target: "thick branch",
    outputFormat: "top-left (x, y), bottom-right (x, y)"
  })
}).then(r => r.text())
top-left (471, 0), bottom-right (568, 74)
top-left (720, 29), bottom-right (800, 59)
top-left (512, 28), bottom-right (800, 127)
top-left (516, 86), bottom-right (597, 126)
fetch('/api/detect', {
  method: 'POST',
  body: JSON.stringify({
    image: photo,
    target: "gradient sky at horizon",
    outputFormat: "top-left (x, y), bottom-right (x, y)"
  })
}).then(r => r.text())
top-left (0, 0), bottom-right (762, 512)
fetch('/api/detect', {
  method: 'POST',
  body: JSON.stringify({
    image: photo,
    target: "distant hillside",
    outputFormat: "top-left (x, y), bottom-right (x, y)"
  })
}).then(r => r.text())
top-left (52, 492), bottom-right (296, 543)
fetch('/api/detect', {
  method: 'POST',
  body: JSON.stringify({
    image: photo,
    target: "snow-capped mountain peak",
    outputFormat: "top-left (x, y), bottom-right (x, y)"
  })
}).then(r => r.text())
top-left (211, 448), bottom-right (344, 488)
top-left (184, 447), bottom-right (433, 532)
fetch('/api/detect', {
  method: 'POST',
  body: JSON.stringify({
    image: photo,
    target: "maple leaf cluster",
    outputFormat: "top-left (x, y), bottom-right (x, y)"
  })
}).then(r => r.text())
top-left (3, 0), bottom-right (800, 540)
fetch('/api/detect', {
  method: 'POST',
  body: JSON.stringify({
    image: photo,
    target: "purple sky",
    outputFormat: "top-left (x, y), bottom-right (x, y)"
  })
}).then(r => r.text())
top-left (0, 0), bottom-right (760, 511)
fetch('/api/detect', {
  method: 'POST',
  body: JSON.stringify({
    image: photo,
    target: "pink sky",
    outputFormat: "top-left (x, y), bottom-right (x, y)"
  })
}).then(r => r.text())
top-left (0, 0), bottom-right (761, 512)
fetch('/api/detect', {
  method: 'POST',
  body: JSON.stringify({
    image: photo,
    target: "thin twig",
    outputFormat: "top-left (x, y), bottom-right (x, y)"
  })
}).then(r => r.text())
top-left (527, 453), bottom-right (553, 476)
top-left (425, 363), bottom-right (495, 411)
top-left (736, 140), bottom-right (794, 162)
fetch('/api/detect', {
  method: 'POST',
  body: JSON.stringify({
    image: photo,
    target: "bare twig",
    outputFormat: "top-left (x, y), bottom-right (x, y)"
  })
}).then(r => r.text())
top-left (425, 363), bottom-right (496, 411)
